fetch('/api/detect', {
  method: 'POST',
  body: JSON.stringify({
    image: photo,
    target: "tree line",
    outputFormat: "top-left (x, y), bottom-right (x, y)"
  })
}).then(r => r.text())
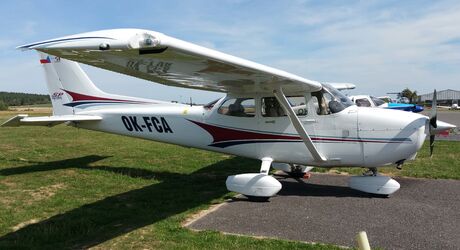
top-left (0, 92), bottom-right (50, 110)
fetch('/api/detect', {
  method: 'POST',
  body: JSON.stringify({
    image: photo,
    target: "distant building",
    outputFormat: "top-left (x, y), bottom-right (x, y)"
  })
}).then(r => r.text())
top-left (418, 89), bottom-right (460, 105)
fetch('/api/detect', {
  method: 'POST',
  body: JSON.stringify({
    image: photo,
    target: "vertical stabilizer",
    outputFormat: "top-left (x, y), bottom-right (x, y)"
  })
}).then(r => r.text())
top-left (38, 52), bottom-right (163, 115)
top-left (39, 53), bottom-right (74, 115)
top-left (39, 52), bottom-right (122, 115)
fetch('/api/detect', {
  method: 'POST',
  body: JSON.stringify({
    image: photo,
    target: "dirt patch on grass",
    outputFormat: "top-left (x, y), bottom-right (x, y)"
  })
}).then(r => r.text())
top-left (0, 183), bottom-right (67, 207)
top-left (0, 144), bottom-right (20, 152)
top-left (11, 218), bottom-right (40, 231)
top-left (0, 180), bottom-right (18, 208)
top-left (0, 179), bottom-right (18, 188)
top-left (30, 183), bottom-right (66, 201)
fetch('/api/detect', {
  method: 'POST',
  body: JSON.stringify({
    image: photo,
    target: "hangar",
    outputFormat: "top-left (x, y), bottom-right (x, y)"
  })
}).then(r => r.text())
top-left (418, 89), bottom-right (460, 105)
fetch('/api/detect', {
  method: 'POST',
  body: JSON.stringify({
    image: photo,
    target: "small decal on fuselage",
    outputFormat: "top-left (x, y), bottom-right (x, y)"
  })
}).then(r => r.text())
top-left (121, 116), bottom-right (173, 133)
top-left (51, 92), bottom-right (64, 100)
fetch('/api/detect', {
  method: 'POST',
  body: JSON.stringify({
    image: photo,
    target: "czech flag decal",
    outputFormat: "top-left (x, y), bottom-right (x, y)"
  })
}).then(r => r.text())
top-left (40, 56), bottom-right (52, 64)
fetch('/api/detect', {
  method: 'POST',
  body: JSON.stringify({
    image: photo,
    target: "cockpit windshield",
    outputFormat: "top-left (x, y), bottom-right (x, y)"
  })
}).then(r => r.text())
top-left (370, 96), bottom-right (385, 106)
top-left (311, 83), bottom-right (354, 115)
top-left (322, 83), bottom-right (354, 107)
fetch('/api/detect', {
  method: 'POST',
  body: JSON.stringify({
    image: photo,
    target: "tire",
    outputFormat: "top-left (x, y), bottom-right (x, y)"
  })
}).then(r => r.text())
top-left (245, 195), bottom-right (270, 202)
top-left (284, 170), bottom-right (305, 178)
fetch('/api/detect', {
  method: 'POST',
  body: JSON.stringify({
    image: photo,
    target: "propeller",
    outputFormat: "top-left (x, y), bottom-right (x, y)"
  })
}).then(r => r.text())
top-left (429, 90), bottom-right (437, 157)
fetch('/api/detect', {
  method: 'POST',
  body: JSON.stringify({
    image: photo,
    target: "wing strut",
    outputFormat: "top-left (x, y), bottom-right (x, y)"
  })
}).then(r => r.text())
top-left (273, 87), bottom-right (327, 162)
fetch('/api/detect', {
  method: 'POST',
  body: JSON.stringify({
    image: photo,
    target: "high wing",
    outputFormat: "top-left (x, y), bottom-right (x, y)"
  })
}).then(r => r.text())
top-left (327, 82), bottom-right (356, 91)
top-left (18, 29), bottom-right (321, 94)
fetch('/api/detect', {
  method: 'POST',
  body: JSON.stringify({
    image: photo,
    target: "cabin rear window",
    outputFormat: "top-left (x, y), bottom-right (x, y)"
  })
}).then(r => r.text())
top-left (218, 98), bottom-right (255, 117)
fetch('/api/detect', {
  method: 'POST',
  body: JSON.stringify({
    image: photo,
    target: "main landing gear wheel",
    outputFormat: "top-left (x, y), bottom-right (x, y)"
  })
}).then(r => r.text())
top-left (244, 195), bottom-right (270, 202)
top-left (276, 164), bottom-right (313, 178)
top-left (286, 166), bottom-right (305, 178)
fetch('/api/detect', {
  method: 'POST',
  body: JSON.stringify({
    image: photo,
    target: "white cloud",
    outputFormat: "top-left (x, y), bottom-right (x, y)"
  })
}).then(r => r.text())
top-left (271, 1), bottom-right (460, 95)
top-left (1, 1), bottom-right (459, 99)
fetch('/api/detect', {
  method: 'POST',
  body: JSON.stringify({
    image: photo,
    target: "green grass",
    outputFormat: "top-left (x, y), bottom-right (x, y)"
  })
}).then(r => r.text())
top-left (1, 111), bottom-right (459, 249)
top-left (0, 112), bottom-right (340, 249)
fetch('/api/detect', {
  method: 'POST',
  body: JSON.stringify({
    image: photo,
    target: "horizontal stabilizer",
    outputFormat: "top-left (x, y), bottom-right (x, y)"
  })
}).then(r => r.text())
top-left (1, 114), bottom-right (102, 127)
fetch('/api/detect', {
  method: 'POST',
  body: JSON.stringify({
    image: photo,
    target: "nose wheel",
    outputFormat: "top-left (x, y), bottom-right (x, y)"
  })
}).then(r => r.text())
top-left (363, 167), bottom-right (378, 176)
top-left (349, 167), bottom-right (400, 195)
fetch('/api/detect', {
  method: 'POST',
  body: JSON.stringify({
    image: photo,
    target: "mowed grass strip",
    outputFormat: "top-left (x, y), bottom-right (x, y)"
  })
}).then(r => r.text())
top-left (0, 112), bottom-right (339, 249)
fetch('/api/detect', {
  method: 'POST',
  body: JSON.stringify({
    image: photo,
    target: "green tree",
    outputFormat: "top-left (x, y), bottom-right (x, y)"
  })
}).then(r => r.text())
top-left (0, 92), bottom-right (50, 106)
top-left (401, 88), bottom-right (418, 104)
top-left (0, 100), bottom-right (8, 111)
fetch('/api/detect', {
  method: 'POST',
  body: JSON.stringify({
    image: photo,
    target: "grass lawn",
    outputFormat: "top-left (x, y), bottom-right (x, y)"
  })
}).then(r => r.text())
top-left (0, 110), bottom-right (458, 249)
top-left (0, 111), bottom-right (339, 249)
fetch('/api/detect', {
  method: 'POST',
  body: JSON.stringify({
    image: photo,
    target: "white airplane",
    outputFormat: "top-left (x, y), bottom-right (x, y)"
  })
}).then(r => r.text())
top-left (350, 95), bottom-right (425, 113)
top-left (438, 103), bottom-right (459, 110)
top-left (2, 29), bottom-right (456, 200)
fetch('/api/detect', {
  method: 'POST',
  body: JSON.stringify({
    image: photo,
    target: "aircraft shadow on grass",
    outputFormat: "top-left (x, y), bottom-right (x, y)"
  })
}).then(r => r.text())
top-left (0, 155), bottom-right (371, 248)
top-left (0, 155), bottom-right (257, 248)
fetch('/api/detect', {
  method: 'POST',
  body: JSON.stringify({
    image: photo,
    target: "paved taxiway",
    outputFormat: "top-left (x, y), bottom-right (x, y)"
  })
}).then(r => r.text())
top-left (188, 173), bottom-right (460, 249)
top-left (424, 111), bottom-right (460, 141)
top-left (429, 110), bottom-right (460, 127)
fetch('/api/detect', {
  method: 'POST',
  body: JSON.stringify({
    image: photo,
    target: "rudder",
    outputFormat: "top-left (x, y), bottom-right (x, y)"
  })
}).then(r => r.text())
top-left (39, 52), bottom-right (112, 115)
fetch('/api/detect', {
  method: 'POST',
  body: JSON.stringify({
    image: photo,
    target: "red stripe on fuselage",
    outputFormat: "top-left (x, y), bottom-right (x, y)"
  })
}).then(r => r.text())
top-left (62, 89), bottom-right (131, 102)
top-left (189, 120), bottom-right (300, 143)
top-left (189, 120), bottom-right (405, 145)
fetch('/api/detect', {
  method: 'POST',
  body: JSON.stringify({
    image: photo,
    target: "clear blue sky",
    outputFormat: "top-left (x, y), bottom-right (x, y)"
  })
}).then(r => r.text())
top-left (0, 0), bottom-right (459, 103)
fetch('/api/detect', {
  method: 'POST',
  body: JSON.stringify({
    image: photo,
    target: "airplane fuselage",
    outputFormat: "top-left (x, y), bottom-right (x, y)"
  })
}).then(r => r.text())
top-left (74, 95), bottom-right (427, 168)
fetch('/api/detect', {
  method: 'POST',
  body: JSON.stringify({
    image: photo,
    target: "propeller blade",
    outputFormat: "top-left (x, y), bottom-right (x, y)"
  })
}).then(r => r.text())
top-left (430, 89), bottom-right (437, 128)
top-left (429, 89), bottom-right (437, 157)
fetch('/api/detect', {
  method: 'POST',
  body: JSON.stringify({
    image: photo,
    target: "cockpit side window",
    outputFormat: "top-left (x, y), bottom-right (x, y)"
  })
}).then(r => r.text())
top-left (261, 97), bottom-right (285, 117)
top-left (261, 96), bottom-right (307, 117)
top-left (204, 98), bottom-right (222, 110)
top-left (311, 91), bottom-right (330, 115)
top-left (217, 98), bottom-right (255, 117)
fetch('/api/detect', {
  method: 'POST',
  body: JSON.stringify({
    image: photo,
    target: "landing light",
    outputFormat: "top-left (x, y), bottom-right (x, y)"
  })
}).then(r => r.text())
top-left (144, 37), bottom-right (160, 47)
top-left (145, 38), bottom-right (153, 45)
